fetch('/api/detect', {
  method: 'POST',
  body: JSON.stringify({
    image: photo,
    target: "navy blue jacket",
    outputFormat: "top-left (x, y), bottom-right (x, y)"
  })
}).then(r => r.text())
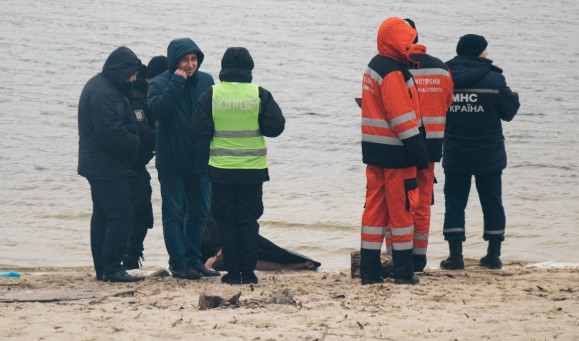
top-left (443, 56), bottom-right (520, 175)
top-left (78, 47), bottom-right (142, 180)
top-left (148, 38), bottom-right (214, 174)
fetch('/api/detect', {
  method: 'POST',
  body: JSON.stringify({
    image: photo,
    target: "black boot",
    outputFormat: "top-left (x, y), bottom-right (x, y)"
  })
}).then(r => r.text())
top-left (440, 241), bottom-right (464, 270)
top-left (360, 249), bottom-right (383, 285)
top-left (480, 240), bottom-right (502, 269)
top-left (413, 254), bottom-right (427, 273)
top-left (393, 249), bottom-right (418, 284)
top-left (241, 271), bottom-right (258, 284)
top-left (221, 272), bottom-right (242, 285)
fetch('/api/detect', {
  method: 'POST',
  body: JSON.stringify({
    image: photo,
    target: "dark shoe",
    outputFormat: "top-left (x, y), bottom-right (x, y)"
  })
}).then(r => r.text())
top-left (221, 272), bottom-right (242, 285)
top-left (170, 265), bottom-right (201, 280)
top-left (123, 255), bottom-right (143, 271)
top-left (241, 271), bottom-right (258, 284)
top-left (103, 269), bottom-right (144, 283)
top-left (192, 260), bottom-right (220, 277)
top-left (440, 240), bottom-right (464, 270)
top-left (480, 240), bottom-right (502, 269)
top-left (361, 276), bottom-right (384, 285)
top-left (96, 272), bottom-right (103, 281)
top-left (394, 275), bottom-right (420, 285)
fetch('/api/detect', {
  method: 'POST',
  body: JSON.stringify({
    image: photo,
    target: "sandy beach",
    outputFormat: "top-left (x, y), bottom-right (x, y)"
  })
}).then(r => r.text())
top-left (1, 265), bottom-right (577, 340)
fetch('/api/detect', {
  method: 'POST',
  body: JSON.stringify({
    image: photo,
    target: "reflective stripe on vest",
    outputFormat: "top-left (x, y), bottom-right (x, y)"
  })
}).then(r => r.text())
top-left (209, 82), bottom-right (267, 170)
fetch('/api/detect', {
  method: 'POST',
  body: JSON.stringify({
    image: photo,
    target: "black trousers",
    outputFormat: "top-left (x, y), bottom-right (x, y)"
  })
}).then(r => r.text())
top-left (443, 170), bottom-right (505, 242)
top-left (126, 171), bottom-right (154, 259)
top-left (211, 182), bottom-right (263, 273)
top-left (88, 178), bottom-right (134, 275)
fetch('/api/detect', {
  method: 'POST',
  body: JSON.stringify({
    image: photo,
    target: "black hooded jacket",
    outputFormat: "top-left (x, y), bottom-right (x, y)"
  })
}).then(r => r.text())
top-left (192, 47), bottom-right (285, 184)
top-left (78, 46), bottom-right (142, 180)
top-left (443, 56), bottom-right (520, 174)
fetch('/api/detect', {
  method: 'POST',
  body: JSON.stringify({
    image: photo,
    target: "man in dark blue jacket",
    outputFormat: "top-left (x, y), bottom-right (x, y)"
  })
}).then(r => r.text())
top-left (441, 34), bottom-right (520, 270)
top-left (148, 38), bottom-right (219, 279)
top-left (78, 46), bottom-right (144, 282)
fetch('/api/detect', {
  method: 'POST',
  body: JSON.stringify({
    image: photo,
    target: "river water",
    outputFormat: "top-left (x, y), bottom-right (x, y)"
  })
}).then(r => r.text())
top-left (1, 0), bottom-right (578, 270)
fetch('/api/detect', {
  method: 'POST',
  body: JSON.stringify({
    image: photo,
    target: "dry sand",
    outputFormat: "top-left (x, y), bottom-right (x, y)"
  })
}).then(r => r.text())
top-left (0, 265), bottom-right (577, 340)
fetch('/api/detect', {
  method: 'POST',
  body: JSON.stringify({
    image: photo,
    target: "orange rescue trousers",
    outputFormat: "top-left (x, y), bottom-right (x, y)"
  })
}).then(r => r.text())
top-left (382, 162), bottom-right (435, 272)
top-left (360, 165), bottom-right (418, 280)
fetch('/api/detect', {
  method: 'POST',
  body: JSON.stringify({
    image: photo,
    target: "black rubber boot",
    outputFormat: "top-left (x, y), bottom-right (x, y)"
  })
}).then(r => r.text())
top-left (360, 249), bottom-right (383, 285)
top-left (393, 250), bottom-right (417, 284)
top-left (440, 241), bottom-right (464, 270)
top-left (413, 254), bottom-right (427, 273)
top-left (480, 240), bottom-right (502, 269)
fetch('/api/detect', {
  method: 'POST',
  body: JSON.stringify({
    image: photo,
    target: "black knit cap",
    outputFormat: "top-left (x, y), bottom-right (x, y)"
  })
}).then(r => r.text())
top-left (404, 18), bottom-right (418, 43)
top-left (219, 47), bottom-right (254, 83)
top-left (143, 55), bottom-right (168, 79)
top-left (456, 34), bottom-right (488, 57)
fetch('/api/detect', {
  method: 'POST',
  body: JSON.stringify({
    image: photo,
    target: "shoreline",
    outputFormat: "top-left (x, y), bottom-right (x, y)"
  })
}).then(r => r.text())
top-left (1, 266), bottom-right (577, 340)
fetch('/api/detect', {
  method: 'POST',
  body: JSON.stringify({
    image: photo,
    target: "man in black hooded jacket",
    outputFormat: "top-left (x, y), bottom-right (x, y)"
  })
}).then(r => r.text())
top-left (78, 46), bottom-right (144, 282)
top-left (123, 56), bottom-right (168, 270)
top-left (192, 47), bottom-right (285, 284)
top-left (441, 34), bottom-right (520, 270)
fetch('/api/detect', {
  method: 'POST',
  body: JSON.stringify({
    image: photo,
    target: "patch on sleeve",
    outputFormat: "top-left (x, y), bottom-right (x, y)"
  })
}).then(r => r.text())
top-left (134, 109), bottom-right (145, 122)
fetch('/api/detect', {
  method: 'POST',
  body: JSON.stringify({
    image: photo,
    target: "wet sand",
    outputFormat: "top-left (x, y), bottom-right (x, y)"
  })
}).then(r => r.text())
top-left (0, 265), bottom-right (577, 340)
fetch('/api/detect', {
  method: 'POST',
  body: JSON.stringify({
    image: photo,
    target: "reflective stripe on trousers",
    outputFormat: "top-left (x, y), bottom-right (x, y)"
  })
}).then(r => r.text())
top-left (414, 162), bottom-right (435, 254)
top-left (361, 165), bottom-right (418, 253)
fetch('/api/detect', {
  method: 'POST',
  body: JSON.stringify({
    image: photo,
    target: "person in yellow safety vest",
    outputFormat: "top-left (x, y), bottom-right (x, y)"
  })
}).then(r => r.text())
top-left (192, 47), bottom-right (285, 285)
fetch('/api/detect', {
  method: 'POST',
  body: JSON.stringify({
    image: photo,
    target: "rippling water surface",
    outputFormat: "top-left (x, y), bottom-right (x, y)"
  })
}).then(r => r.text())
top-left (1, 0), bottom-right (578, 270)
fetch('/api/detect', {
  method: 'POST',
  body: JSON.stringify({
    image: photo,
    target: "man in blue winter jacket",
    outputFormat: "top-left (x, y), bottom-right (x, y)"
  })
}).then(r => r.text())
top-left (441, 34), bottom-right (520, 270)
top-left (148, 38), bottom-right (220, 279)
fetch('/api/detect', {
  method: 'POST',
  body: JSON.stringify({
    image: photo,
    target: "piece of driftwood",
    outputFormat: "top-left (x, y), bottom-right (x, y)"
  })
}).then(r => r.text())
top-left (0, 289), bottom-right (135, 303)
top-left (350, 251), bottom-right (394, 279)
top-left (198, 284), bottom-right (241, 310)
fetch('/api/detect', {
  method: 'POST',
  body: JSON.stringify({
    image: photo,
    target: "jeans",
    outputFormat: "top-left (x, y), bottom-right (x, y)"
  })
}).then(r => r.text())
top-left (443, 170), bottom-right (505, 242)
top-left (88, 178), bottom-right (133, 275)
top-left (158, 172), bottom-right (211, 269)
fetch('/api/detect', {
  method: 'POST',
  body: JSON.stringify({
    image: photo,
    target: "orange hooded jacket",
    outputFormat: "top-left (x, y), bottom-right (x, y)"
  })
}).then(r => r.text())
top-left (408, 44), bottom-right (454, 162)
top-left (361, 18), bottom-right (429, 169)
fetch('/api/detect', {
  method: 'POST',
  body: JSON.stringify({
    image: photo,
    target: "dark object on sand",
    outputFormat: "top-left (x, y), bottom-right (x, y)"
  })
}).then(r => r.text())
top-left (202, 215), bottom-right (321, 271)
top-left (198, 284), bottom-right (241, 309)
top-left (351, 251), bottom-right (394, 279)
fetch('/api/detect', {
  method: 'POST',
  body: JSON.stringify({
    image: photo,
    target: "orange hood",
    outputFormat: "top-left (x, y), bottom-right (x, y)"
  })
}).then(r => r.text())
top-left (377, 17), bottom-right (417, 63)
top-left (408, 44), bottom-right (427, 55)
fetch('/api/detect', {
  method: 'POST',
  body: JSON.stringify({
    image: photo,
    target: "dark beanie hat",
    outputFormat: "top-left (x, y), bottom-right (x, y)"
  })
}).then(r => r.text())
top-left (219, 47), bottom-right (254, 83)
top-left (456, 34), bottom-right (488, 57)
top-left (143, 55), bottom-right (168, 79)
top-left (403, 18), bottom-right (418, 43)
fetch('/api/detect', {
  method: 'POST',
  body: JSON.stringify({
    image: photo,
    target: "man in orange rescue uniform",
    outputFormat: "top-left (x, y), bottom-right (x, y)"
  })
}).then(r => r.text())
top-left (405, 19), bottom-right (454, 272)
top-left (360, 17), bottom-right (429, 285)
